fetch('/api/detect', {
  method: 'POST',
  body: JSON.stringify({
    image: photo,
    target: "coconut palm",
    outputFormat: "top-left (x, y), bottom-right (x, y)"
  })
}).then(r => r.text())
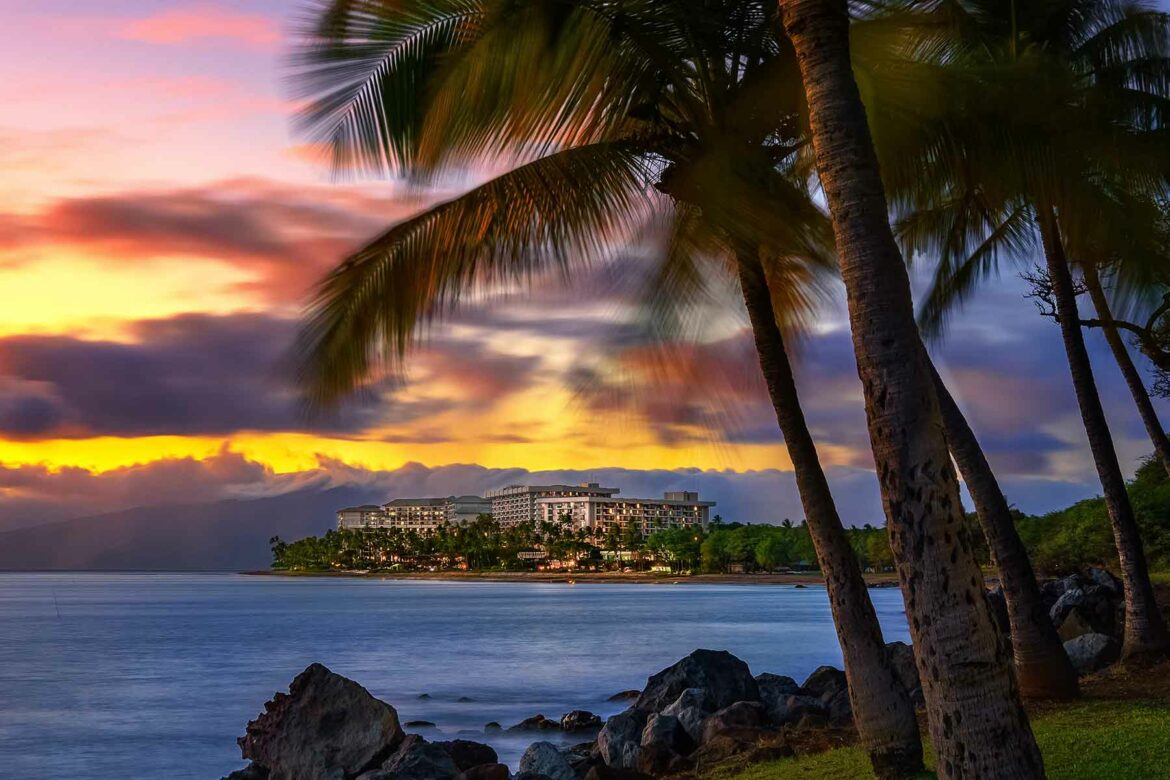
top-left (888, 0), bottom-right (1170, 662)
top-left (292, 0), bottom-right (925, 774)
top-left (775, 1), bottom-right (1044, 774)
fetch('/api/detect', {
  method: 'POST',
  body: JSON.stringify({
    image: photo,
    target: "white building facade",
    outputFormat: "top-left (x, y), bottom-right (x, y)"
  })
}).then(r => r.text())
top-left (536, 490), bottom-right (713, 535)
top-left (486, 483), bottom-right (619, 527)
top-left (337, 495), bottom-right (490, 533)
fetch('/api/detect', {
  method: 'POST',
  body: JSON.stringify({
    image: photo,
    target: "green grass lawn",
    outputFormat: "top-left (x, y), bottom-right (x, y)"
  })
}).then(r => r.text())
top-left (717, 699), bottom-right (1170, 779)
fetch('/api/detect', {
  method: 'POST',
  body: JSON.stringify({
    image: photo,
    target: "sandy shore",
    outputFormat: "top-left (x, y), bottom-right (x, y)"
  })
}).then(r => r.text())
top-left (244, 569), bottom-right (903, 586)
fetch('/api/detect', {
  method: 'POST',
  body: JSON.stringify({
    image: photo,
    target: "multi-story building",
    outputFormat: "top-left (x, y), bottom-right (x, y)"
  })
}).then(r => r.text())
top-left (337, 495), bottom-right (491, 533)
top-left (486, 483), bottom-right (619, 527)
top-left (336, 505), bottom-right (386, 529)
top-left (536, 490), bottom-right (713, 535)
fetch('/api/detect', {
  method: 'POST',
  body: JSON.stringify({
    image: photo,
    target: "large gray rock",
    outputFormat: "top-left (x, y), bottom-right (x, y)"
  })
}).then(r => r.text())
top-left (597, 709), bottom-right (648, 769)
top-left (823, 689), bottom-right (853, 727)
top-left (660, 688), bottom-right (710, 743)
top-left (221, 765), bottom-right (268, 780)
top-left (801, 666), bottom-right (848, 704)
top-left (640, 713), bottom-right (693, 755)
top-left (560, 710), bottom-right (602, 732)
top-left (885, 642), bottom-right (923, 707)
top-left (635, 650), bottom-right (759, 713)
top-left (1056, 607), bottom-right (1098, 642)
top-left (769, 694), bottom-right (827, 726)
top-left (519, 742), bottom-right (576, 780)
top-left (1050, 587), bottom-right (1087, 625)
top-left (1064, 633), bottom-right (1121, 675)
top-left (379, 735), bottom-right (459, 780)
top-left (239, 663), bottom-right (404, 780)
top-left (754, 674), bottom-right (803, 723)
top-left (1086, 567), bottom-right (1122, 595)
top-left (700, 701), bottom-right (765, 744)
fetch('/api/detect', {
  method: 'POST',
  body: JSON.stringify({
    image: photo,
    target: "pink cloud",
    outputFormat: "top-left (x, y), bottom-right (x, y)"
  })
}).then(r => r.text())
top-left (117, 6), bottom-right (281, 50)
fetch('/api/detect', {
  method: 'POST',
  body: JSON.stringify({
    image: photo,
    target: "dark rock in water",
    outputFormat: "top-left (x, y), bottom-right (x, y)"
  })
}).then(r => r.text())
top-left (770, 694), bottom-right (827, 726)
top-left (377, 734), bottom-right (459, 780)
top-left (641, 713), bottom-right (694, 756)
top-left (754, 674), bottom-right (803, 723)
top-left (607, 690), bottom-right (640, 703)
top-left (560, 709), bottom-right (603, 732)
top-left (239, 662), bottom-right (404, 780)
top-left (508, 714), bottom-right (561, 732)
top-left (406, 720), bottom-right (437, 728)
top-left (519, 741), bottom-right (576, 780)
top-left (584, 766), bottom-right (654, 780)
top-left (457, 696), bottom-right (476, 703)
top-left (597, 708), bottom-right (648, 769)
top-left (434, 740), bottom-right (498, 771)
top-left (220, 764), bottom-right (268, 780)
top-left (418, 694), bottom-right (432, 700)
top-left (885, 642), bottom-right (923, 707)
top-left (793, 584), bottom-right (807, 589)
top-left (455, 764), bottom-right (509, 780)
top-left (483, 722), bottom-right (502, 733)
top-left (700, 702), bottom-right (765, 744)
top-left (1064, 633), bottom-right (1121, 675)
top-left (635, 650), bottom-right (759, 713)
top-left (801, 666), bottom-right (847, 703)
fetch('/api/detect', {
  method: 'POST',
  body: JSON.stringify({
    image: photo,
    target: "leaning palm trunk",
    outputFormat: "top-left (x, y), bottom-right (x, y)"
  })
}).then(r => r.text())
top-left (1038, 209), bottom-right (1169, 661)
top-left (1082, 264), bottom-right (1170, 480)
top-left (737, 251), bottom-right (923, 779)
top-left (929, 361), bottom-right (1080, 699)
top-left (777, 1), bottom-right (1044, 776)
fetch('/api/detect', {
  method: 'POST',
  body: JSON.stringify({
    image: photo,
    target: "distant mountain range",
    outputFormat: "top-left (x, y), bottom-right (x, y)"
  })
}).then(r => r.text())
top-left (0, 486), bottom-right (382, 571)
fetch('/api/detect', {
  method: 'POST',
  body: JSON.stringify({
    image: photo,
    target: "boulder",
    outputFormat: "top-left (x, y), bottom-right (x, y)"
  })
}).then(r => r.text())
top-left (635, 650), bottom-right (759, 713)
top-left (885, 642), bottom-right (923, 706)
top-left (562, 741), bottom-right (603, 775)
top-left (584, 766), bottom-right (654, 780)
top-left (1056, 607), bottom-right (1098, 642)
top-left (405, 721), bottom-right (437, 728)
top-left (640, 713), bottom-right (693, 755)
top-left (1064, 633), bottom-right (1121, 675)
top-left (434, 740), bottom-right (498, 771)
top-left (221, 765), bottom-right (268, 780)
top-left (754, 674), bottom-right (803, 723)
top-left (635, 743), bottom-right (692, 777)
top-left (985, 586), bottom-right (1011, 638)
top-left (519, 742), bottom-right (576, 780)
top-left (513, 773), bottom-right (554, 780)
top-left (239, 663), bottom-right (404, 780)
top-left (689, 728), bottom-right (792, 767)
top-left (597, 709), bottom-right (648, 769)
top-left (1050, 587), bottom-right (1086, 625)
top-left (1086, 567), bottom-right (1122, 595)
top-left (607, 690), bottom-right (640, 703)
top-left (378, 735), bottom-right (459, 780)
top-left (823, 689), bottom-right (853, 727)
top-left (508, 714), bottom-right (561, 732)
top-left (660, 688), bottom-right (710, 743)
top-left (483, 722), bottom-right (501, 733)
top-left (801, 666), bottom-right (848, 703)
top-left (700, 702), bottom-right (765, 744)
top-left (769, 694), bottom-right (827, 726)
top-left (561, 710), bottom-right (603, 732)
top-left (455, 764), bottom-right (509, 780)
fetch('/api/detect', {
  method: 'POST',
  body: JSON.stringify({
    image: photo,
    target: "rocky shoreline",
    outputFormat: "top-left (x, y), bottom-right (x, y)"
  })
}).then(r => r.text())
top-left (223, 567), bottom-right (1132, 780)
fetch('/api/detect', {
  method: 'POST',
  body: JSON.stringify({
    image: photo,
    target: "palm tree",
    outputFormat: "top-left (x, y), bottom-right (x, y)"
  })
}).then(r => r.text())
top-left (889, 0), bottom-right (1170, 662)
top-left (776, 0), bottom-right (1044, 775)
top-left (292, 0), bottom-right (924, 773)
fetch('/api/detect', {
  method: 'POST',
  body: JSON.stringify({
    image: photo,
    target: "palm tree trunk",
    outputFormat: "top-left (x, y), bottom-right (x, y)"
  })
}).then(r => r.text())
top-left (929, 360), bottom-right (1079, 699)
top-left (1038, 209), bottom-right (1169, 661)
top-left (1082, 264), bottom-right (1170, 479)
top-left (736, 251), bottom-right (923, 778)
top-left (777, 2), bottom-right (1043, 776)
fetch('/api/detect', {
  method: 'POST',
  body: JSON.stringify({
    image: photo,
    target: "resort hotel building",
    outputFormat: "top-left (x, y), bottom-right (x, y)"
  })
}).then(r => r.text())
top-left (338, 483), bottom-right (713, 535)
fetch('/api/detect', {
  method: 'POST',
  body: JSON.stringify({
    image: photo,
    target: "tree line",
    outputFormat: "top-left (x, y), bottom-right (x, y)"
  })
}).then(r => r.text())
top-left (287, 0), bottom-right (1170, 775)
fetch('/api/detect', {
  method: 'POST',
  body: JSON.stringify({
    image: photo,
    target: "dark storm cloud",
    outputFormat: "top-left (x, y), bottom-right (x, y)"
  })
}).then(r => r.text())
top-left (0, 313), bottom-right (545, 438)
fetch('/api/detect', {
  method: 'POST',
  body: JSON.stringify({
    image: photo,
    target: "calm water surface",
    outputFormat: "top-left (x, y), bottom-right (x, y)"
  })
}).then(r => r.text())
top-left (0, 573), bottom-right (910, 778)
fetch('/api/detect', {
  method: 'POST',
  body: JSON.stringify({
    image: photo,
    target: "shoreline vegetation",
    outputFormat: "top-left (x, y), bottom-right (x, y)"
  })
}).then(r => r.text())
top-left (245, 569), bottom-right (904, 586)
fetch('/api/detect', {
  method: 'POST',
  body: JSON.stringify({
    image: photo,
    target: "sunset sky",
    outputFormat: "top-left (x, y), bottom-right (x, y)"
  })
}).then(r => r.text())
top-left (3, 0), bottom-right (1169, 531)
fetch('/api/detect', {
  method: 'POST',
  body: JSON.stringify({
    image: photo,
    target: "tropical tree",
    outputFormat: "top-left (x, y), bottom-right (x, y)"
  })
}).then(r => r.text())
top-left (291, 0), bottom-right (925, 773)
top-left (889, 0), bottom-right (1170, 663)
top-left (776, 0), bottom-right (1044, 775)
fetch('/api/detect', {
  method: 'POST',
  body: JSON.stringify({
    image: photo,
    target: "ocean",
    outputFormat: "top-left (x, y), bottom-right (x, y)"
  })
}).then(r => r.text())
top-left (0, 573), bottom-right (910, 778)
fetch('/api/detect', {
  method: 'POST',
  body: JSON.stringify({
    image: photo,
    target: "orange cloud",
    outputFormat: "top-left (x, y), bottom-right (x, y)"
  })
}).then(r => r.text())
top-left (117, 6), bottom-right (281, 49)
